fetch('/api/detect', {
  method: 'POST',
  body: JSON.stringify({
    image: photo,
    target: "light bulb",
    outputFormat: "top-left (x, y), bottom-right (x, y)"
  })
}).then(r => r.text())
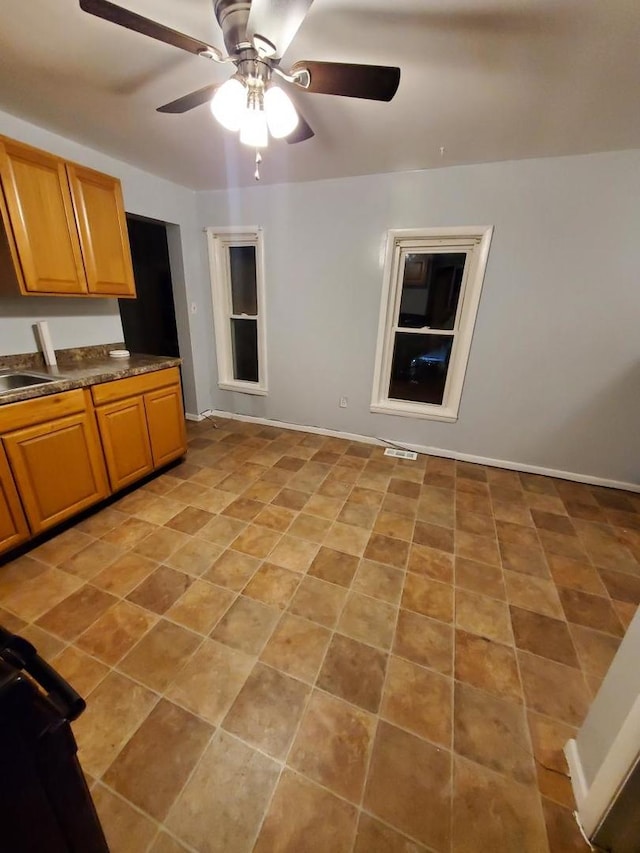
top-left (210, 77), bottom-right (247, 131)
top-left (240, 104), bottom-right (268, 148)
top-left (264, 86), bottom-right (299, 139)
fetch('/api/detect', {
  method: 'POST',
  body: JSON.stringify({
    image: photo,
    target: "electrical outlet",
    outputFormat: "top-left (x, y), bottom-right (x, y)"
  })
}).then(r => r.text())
top-left (339, 396), bottom-right (348, 408)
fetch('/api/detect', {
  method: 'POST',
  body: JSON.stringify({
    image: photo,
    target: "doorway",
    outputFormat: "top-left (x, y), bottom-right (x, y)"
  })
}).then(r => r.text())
top-left (119, 215), bottom-right (180, 357)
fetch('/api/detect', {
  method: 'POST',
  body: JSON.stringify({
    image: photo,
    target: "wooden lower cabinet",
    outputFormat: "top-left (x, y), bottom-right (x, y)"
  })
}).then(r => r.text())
top-left (145, 384), bottom-right (187, 468)
top-left (95, 396), bottom-right (154, 491)
top-left (0, 443), bottom-right (30, 555)
top-left (2, 407), bottom-right (109, 535)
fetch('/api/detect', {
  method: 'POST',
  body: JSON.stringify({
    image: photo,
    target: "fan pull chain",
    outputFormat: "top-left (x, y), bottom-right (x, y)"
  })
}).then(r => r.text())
top-left (254, 150), bottom-right (262, 181)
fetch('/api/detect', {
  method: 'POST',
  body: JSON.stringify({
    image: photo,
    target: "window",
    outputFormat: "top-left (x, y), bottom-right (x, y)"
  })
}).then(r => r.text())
top-left (206, 227), bottom-right (267, 395)
top-left (371, 226), bottom-right (493, 422)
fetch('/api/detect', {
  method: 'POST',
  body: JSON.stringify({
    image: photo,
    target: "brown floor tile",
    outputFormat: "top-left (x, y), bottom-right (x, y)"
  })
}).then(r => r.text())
top-left (222, 662), bottom-right (310, 758)
top-left (75, 507), bottom-right (128, 538)
top-left (76, 600), bottom-right (157, 665)
top-left (527, 711), bottom-right (576, 780)
top-left (203, 549), bottom-right (260, 591)
top-left (539, 529), bottom-right (588, 561)
top-left (382, 655), bottom-right (452, 747)
top-left (558, 587), bottom-right (624, 636)
top-left (2, 568), bottom-right (83, 622)
top-left (92, 784), bottom-right (158, 853)
top-left (569, 623), bottom-right (621, 679)
top-left (304, 494), bottom-right (344, 520)
top-left (242, 563), bottom-right (300, 608)
top-left (352, 559), bottom-right (404, 604)
top-left (197, 515), bottom-right (247, 547)
top-left (456, 510), bottom-right (496, 538)
top-left (165, 537), bottom-right (223, 576)
top-left (133, 527), bottom-right (190, 562)
top-left (413, 521), bottom-right (454, 554)
top-left (288, 575), bottom-right (347, 628)
top-left (118, 619), bottom-right (201, 692)
top-left (393, 608), bottom-right (453, 675)
top-left (221, 496), bottom-right (265, 522)
top-left (492, 501), bottom-right (534, 527)
top-left (289, 689), bottom-right (376, 802)
top-left (260, 613), bottom-right (331, 683)
top-left (612, 599), bottom-right (637, 630)
top-left (518, 650), bottom-right (591, 726)
top-left (454, 681), bottom-right (534, 784)
top-left (166, 639), bottom-right (253, 725)
top-left (165, 506), bottom-right (214, 535)
top-left (455, 556), bottom-right (505, 600)
top-left (273, 487), bottom-right (310, 511)
top-left (73, 671), bottom-right (158, 777)
top-left (288, 512), bottom-right (332, 542)
top-left (337, 501), bottom-right (378, 530)
top-left (324, 522), bottom-right (371, 557)
top-left (504, 570), bottom-right (564, 619)
top-left (127, 565), bottom-right (192, 615)
top-left (167, 480), bottom-right (211, 504)
top-left (308, 546), bottom-right (360, 587)
top-left (402, 573), bottom-right (453, 623)
top-left (510, 606), bottom-right (579, 667)
top-left (166, 729), bottom-right (280, 853)
top-left (33, 529), bottom-right (94, 566)
top-left (531, 509), bottom-right (576, 536)
top-left (317, 633), bottom-right (387, 712)
top-left (354, 813), bottom-right (428, 853)
top-left (102, 517), bottom-right (158, 549)
top-left (337, 591), bottom-right (397, 649)
top-left (455, 530), bottom-right (501, 566)
top-left (37, 584), bottom-right (117, 640)
top-left (374, 511), bottom-right (415, 542)
top-left (364, 721), bottom-right (451, 851)
top-left (59, 539), bottom-right (123, 580)
top-left (166, 580), bottom-right (236, 634)
top-left (104, 698), bottom-right (212, 820)
top-left (148, 832), bottom-right (191, 853)
top-left (364, 532), bottom-right (410, 567)
top-left (455, 629), bottom-right (522, 702)
top-left (268, 534), bottom-right (319, 572)
top-left (546, 554), bottom-right (608, 595)
top-left (598, 567), bottom-right (640, 605)
top-left (496, 519), bottom-right (540, 549)
top-left (211, 596), bottom-right (279, 655)
top-left (452, 756), bottom-right (548, 853)
top-left (230, 524), bottom-right (282, 559)
top-left (51, 645), bottom-right (110, 696)
top-left (542, 798), bottom-right (591, 852)
top-left (389, 477), bottom-right (421, 499)
top-left (253, 503), bottom-right (297, 532)
top-left (455, 588), bottom-right (513, 644)
top-left (253, 768), bottom-right (357, 853)
top-left (500, 540), bottom-right (550, 579)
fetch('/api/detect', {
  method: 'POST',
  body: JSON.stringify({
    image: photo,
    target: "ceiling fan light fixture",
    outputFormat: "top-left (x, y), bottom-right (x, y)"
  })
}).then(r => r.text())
top-left (240, 103), bottom-right (269, 148)
top-left (264, 85), bottom-right (299, 139)
top-left (210, 76), bottom-right (246, 131)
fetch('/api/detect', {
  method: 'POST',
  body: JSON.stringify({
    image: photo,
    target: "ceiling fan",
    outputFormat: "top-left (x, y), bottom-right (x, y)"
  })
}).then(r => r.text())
top-left (79, 0), bottom-right (401, 175)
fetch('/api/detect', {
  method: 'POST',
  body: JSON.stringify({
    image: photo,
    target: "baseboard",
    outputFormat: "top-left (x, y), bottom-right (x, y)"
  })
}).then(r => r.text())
top-left (203, 409), bottom-right (640, 493)
top-left (565, 739), bottom-right (589, 809)
top-left (185, 412), bottom-right (205, 422)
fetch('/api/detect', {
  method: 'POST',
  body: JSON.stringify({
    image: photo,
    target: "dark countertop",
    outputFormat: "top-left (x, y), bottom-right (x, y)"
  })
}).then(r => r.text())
top-left (0, 352), bottom-right (181, 406)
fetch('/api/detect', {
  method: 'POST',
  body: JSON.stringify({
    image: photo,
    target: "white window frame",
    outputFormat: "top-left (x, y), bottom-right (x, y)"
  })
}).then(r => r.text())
top-left (371, 225), bottom-right (493, 422)
top-left (206, 226), bottom-right (268, 396)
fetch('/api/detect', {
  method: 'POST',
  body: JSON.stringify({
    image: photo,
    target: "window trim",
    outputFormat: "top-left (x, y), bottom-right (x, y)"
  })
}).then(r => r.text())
top-left (370, 226), bottom-right (493, 422)
top-left (206, 226), bottom-right (268, 396)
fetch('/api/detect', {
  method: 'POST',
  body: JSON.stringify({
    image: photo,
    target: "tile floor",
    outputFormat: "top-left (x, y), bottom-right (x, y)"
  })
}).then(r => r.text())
top-left (1, 417), bottom-right (639, 852)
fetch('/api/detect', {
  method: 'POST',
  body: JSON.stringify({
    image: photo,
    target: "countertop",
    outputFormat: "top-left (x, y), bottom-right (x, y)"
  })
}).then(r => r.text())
top-left (0, 351), bottom-right (181, 406)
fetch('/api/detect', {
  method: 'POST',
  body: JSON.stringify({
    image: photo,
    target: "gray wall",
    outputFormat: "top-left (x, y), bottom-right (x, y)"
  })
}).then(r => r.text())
top-left (0, 109), bottom-right (209, 415)
top-left (196, 150), bottom-right (640, 486)
top-left (575, 608), bottom-right (640, 787)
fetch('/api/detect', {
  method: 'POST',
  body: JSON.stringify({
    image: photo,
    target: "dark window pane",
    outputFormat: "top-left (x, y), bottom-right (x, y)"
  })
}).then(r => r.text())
top-left (398, 253), bottom-right (466, 331)
top-left (229, 246), bottom-right (257, 315)
top-left (389, 333), bottom-right (453, 405)
top-left (231, 318), bottom-right (259, 382)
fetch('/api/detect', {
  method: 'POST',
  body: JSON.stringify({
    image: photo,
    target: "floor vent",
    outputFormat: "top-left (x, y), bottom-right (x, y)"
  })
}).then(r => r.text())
top-left (384, 447), bottom-right (418, 460)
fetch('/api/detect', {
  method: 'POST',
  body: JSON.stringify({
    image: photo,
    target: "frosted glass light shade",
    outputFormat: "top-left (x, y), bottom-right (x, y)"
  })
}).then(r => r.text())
top-left (240, 105), bottom-right (268, 148)
top-left (264, 86), bottom-right (299, 138)
top-left (210, 78), bottom-right (247, 131)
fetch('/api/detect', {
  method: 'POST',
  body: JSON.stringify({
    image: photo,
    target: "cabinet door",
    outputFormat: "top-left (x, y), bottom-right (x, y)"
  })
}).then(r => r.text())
top-left (0, 443), bottom-right (30, 556)
top-left (144, 385), bottom-right (187, 468)
top-left (0, 139), bottom-right (87, 294)
top-left (67, 164), bottom-right (136, 298)
top-left (3, 411), bottom-right (109, 535)
top-left (96, 396), bottom-right (153, 492)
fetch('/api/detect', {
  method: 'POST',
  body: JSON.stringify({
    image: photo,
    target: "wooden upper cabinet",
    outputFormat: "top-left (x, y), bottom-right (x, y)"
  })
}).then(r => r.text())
top-left (0, 442), bottom-right (30, 556)
top-left (0, 138), bottom-right (88, 295)
top-left (67, 163), bottom-right (136, 298)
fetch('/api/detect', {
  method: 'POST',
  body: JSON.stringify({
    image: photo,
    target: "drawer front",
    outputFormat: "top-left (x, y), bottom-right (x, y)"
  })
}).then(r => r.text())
top-left (91, 367), bottom-right (180, 406)
top-left (0, 389), bottom-right (86, 434)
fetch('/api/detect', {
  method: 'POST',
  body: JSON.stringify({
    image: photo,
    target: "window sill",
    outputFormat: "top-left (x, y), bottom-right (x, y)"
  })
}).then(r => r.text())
top-left (370, 401), bottom-right (458, 423)
top-left (218, 382), bottom-right (268, 397)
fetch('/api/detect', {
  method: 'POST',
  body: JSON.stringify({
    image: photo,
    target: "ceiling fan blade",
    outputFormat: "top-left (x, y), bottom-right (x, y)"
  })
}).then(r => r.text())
top-left (79, 0), bottom-right (218, 57)
top-left (247, 0), bottom-right (314, 58)
top-left (291, 61), bottom-right (400, 101)
top-left (157, 84), bottom-right (220, 114)
top-left (286, 112), bottom-right (314, 144)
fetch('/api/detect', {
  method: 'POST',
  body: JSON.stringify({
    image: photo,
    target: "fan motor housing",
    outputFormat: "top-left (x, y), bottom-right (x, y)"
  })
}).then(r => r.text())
top-left (213, 0), bottom-right (252, 56)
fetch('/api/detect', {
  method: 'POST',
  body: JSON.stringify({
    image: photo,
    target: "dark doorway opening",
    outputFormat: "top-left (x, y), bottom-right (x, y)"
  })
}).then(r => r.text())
top-left (119, 216), bottom-right (180, 358)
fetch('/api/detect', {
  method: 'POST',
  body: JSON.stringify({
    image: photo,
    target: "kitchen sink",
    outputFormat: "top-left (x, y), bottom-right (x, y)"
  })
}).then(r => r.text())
top-left (0, 371), bottom-right (57, 394)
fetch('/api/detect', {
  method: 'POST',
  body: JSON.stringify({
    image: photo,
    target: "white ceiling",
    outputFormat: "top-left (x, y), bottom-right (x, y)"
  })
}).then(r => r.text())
top-left (0, 0), bottom-right (638, 190)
